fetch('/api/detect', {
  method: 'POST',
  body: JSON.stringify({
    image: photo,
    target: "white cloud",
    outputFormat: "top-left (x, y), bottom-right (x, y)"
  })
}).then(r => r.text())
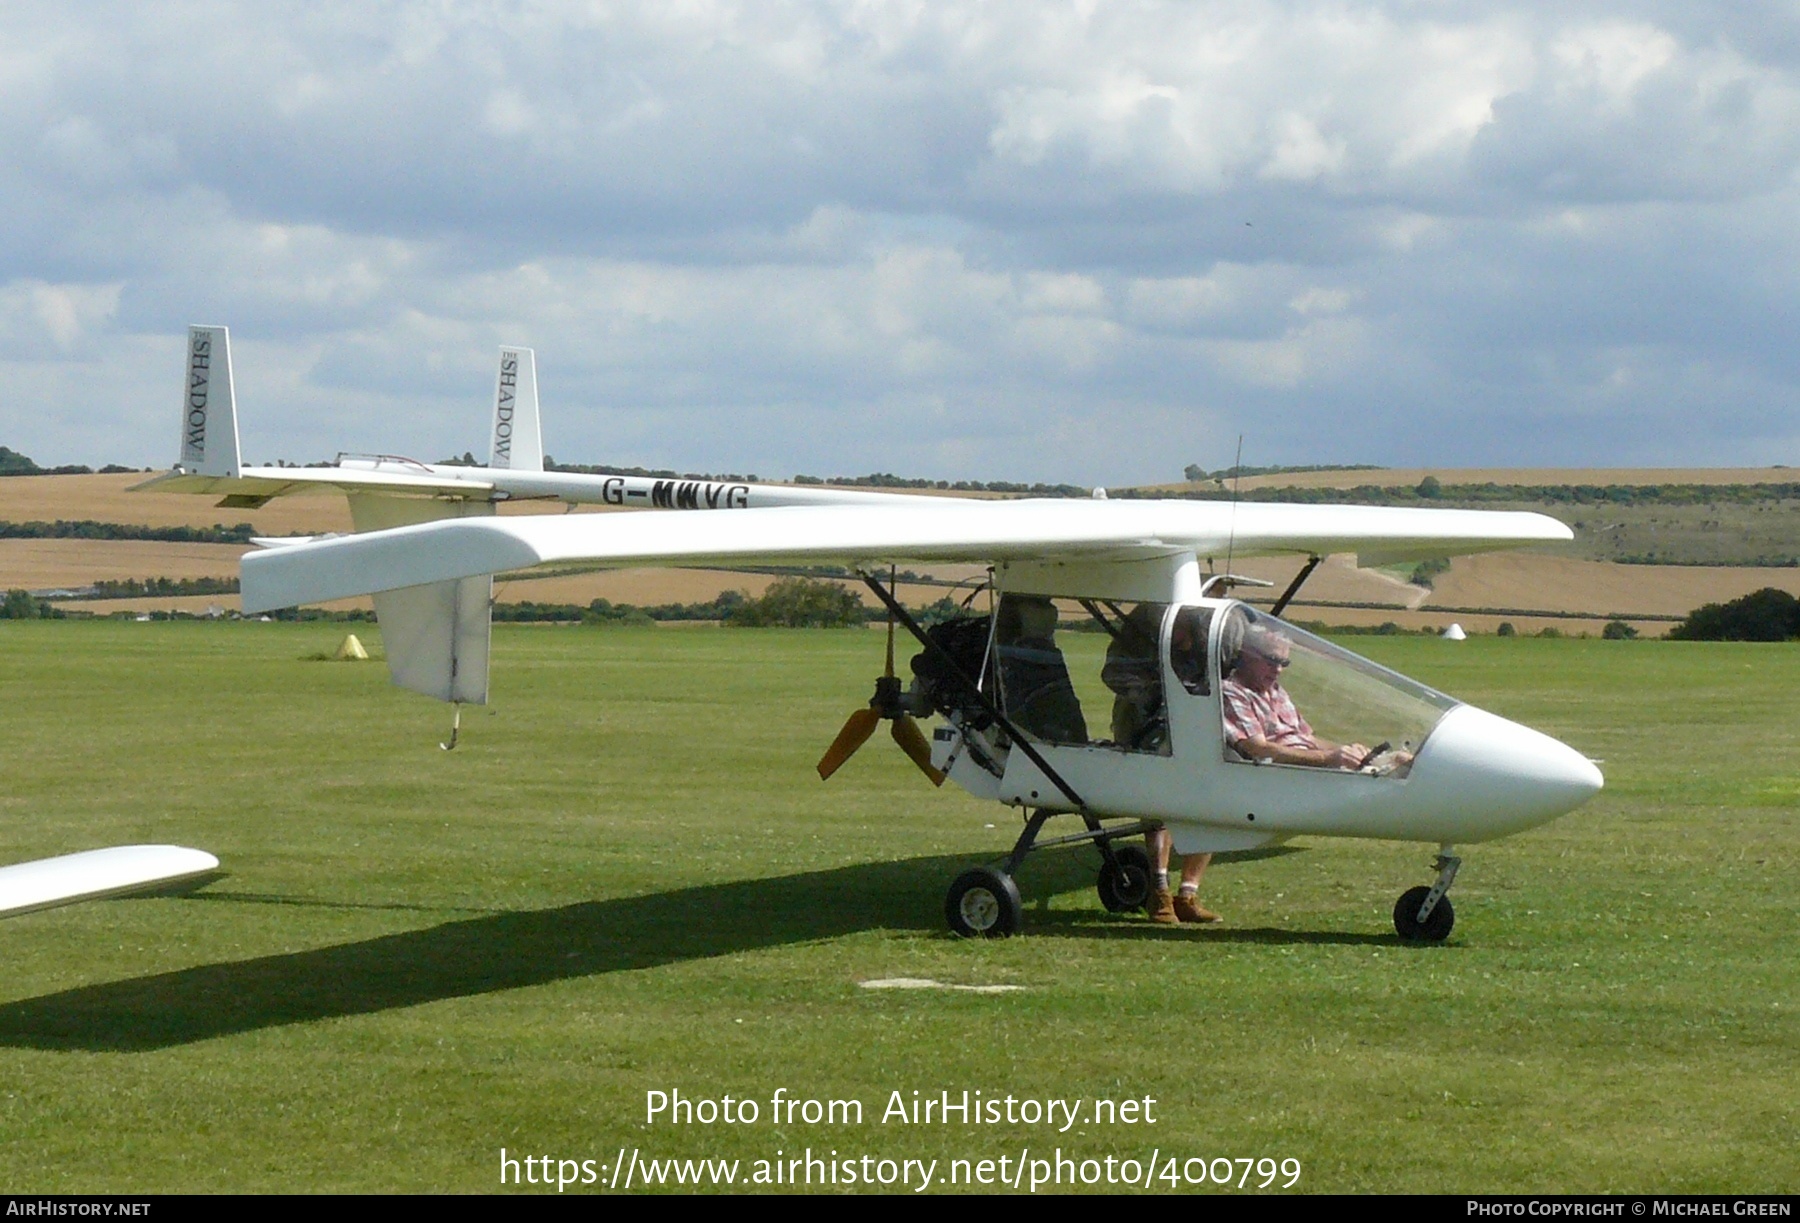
top-left (1259, 113), bottom-right (1346, 183)
top-left (1550, 23), bottom-right (1680, 107)
top-left (0, 279), bottom-right (121, 351)
top-left (1, 2), bottom-right (1798, 477)
top-left (1288, 286), bottom-right (1355, 316)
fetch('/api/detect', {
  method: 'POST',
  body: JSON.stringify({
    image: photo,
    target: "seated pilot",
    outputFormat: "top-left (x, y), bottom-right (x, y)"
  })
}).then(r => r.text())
top-left (996, 597), bottom-right (1088, 744)
top-left (1221, 621), bottom-right (1402, 769)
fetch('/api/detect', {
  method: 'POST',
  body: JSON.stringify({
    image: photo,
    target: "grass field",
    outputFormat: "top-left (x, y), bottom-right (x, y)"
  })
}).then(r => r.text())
top-left (0, 622), bottom-right (1794, 1194)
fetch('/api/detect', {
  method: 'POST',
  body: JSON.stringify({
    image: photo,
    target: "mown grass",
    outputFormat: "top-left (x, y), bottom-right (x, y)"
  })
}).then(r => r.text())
top-left (0, 622), bottom-right (1793, 1193)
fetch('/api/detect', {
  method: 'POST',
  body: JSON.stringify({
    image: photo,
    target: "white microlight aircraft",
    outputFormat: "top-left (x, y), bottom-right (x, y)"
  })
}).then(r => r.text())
top-left (137, 325), bottom-right (1603, 941)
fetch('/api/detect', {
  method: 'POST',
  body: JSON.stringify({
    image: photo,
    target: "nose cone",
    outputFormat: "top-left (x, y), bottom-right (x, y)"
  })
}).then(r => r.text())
top-left (1410, 705), bottom-right (1604, 841)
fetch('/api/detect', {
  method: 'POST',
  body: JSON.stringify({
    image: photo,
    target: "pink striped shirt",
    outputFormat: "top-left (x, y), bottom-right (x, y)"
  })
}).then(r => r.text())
top-left (1221, 678), bottom-right (1315, 756)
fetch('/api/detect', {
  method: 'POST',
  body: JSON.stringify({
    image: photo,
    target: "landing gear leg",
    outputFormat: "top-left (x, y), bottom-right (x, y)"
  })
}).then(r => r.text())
top-left (1394, 845), bottom-right (1460, 941)
top-left (943, 811), bottom-right (1048, 938)
top-left (943, 810), bottom-right (1160, 936)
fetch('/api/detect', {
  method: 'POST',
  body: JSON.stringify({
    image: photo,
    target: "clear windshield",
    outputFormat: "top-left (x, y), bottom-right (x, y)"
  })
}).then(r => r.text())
top-left (1215, 603), bottom-right (1457, 768)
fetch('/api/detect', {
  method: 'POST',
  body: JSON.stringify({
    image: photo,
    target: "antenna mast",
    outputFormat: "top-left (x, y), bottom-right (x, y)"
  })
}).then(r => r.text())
top-left (1223, 434), bottom-right (1244, 581)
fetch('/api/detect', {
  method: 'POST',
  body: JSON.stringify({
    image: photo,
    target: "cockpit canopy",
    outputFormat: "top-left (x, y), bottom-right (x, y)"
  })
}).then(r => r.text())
top-left (1212, 602), bottom-right (1458, 764)
top-left (968, 595), bottom-right (1458, 768)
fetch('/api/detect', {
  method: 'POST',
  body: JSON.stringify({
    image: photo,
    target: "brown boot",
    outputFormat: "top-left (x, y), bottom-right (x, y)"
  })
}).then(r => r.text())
top-left (1147, 887), bottom-right (1177, 924)
top-left (1173, 892), bottom-right (1221, 923)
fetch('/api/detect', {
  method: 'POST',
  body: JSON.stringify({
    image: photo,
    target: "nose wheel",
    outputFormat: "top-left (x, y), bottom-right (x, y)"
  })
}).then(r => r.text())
top-left (1394, 848), bottom-right (1460, 941)
top-left (1393, 885), bottom-right (1454, 940)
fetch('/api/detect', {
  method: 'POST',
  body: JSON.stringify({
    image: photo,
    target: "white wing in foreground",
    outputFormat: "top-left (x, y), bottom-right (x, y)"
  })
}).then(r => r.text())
top-left (240, 499), bottom-right (1570, 613)
top-left (0, 846), bottom-right (221, 919)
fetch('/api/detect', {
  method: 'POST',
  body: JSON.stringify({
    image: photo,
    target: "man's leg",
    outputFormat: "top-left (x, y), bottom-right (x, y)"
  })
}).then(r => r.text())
top-left (1174, 852), bottom-right (1220, 923)
top-left (1145, 827), bottom-right (1176, 923)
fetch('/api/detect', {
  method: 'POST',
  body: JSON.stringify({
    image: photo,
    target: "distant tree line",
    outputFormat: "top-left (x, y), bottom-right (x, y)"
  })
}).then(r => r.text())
top-left (263, 606), bottom-right (376, 622)
top-left (86, 577), bottom-right (240, 599)
top-left (1668, 588), bottom-right (1800, 641)
top-left (0, 520), bottom-right (258, 544)
top-left (1609, 553), bottom-right (1798, 568)
top-left (2, 589), bottom-right (63, 619)
top-left (495, 579), bottom-right (876, 628)
top-left (1116, 480), bottom-right (1800, 508)
top-left (1, 446), bottom-right (93, 476)
top-left (0, 446), bottom-right (142, 477)
top-left (500, 579), bottom-right (963, 629)
top-left (494, 591), bottom-right (754, 625)
top-left (726, 577), bottom-right (868, 627)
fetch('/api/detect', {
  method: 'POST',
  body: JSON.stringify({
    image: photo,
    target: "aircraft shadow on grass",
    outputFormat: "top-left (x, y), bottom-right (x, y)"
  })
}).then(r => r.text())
top-left (0, 844), bottom-right (1382, 1053)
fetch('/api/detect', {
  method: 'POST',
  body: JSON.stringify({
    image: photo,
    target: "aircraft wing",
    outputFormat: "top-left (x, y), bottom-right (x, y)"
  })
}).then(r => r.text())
top-left (0, 846), bottom-right (221, 919)
top-left (241, 499), bottom-right (1569, 612)
top-left (132, 464), bottom-right (494, 500)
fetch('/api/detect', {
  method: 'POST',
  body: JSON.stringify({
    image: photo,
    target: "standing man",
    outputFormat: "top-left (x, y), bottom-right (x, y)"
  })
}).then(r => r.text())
top-left (1108, 608), bottom-right (1224, 922)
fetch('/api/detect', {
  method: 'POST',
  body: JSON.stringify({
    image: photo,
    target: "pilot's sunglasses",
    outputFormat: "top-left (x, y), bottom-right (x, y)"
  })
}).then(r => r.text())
top-left (1250, 649), bottom-right (1291, 669)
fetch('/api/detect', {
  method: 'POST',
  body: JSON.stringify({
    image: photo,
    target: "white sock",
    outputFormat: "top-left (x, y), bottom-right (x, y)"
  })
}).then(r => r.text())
top-left (1154, 870), bottom-right (1169, 890)
top-left (1179, 882), bottom-right (1198, 897)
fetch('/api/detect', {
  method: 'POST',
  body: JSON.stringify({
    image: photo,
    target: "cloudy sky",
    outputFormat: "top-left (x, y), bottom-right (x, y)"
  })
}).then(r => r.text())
top-left (4, 2), bottom-right (1797, 484)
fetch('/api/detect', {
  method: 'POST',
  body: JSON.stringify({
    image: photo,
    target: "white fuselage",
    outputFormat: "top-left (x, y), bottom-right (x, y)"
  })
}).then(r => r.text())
top-left (931, 588), bottom-right (1602, 855)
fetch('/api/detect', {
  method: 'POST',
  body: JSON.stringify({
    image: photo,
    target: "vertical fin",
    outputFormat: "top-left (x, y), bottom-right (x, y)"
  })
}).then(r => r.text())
top-left (490, 346), bottom-right (543, 472)
top-left (178, 325), bottom-right (241, 477)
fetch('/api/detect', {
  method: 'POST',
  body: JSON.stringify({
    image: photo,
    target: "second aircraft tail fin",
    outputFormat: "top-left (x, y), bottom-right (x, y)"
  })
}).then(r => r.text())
top-left (177, 325), bottom-right (241, 477)
top-left (490, 346), bottom-right (542, 472)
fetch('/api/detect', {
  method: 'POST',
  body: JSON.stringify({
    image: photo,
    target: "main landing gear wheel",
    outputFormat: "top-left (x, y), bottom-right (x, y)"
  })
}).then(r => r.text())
top-left (1096, 844), bottom-right (1153, 913)
top-left (1393, 885), bottom-right (1455, 942)
top-left (946, 868), bottom-right (1023, 938)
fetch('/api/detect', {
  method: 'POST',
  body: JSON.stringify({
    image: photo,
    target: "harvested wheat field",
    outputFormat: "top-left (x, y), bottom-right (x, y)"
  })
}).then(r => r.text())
top-left (0, 472), bottom-right (352, 535)
top-left (0, 471), bottom-right (652, 536)
top-left (2, 540), bottom-right (247, 591)
top-left (1191, 553), bottom-right (1431, 605)
top-left (1426, 553), bottom-right (1800, 618)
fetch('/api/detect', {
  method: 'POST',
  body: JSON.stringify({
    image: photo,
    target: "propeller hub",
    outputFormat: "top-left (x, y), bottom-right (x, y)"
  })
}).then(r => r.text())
top-left (870, 674), bottom-right (906, 718)
top-left (815, 571), bottom-right (945, 787)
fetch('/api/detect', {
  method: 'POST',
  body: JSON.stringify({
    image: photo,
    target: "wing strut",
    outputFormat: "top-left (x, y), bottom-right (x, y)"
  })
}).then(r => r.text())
top-left (1270, 554), bottom-right (1323, 618)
